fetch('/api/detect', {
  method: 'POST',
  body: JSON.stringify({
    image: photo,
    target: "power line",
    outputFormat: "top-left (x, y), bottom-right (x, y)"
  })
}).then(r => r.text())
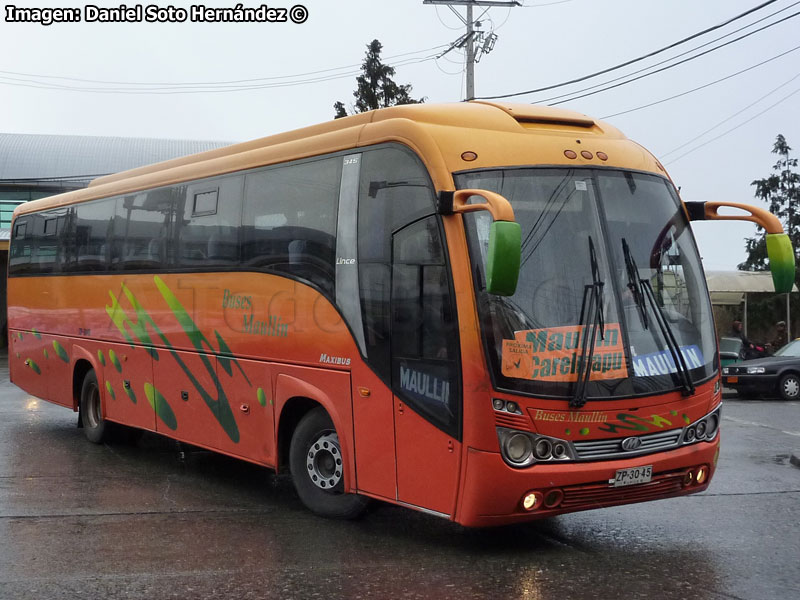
top-left (473, 0), bottom-right (781, 100)
top-left (657, 72), bottom-right (800, 158)
top-left (0, 44), bottom-right (448, 88)
top-left (0, 54), bottom-right (440, 95)
top-left (520, 0), bottom-right (577, 7)
top-left (597, 45), bottom-right (800, 119)
top-left (665, 86), bottom-right (800, 165)
top-left (548, 10), bottom-right (800, 106)
top-left (533, 0), bottom-right (800, 104)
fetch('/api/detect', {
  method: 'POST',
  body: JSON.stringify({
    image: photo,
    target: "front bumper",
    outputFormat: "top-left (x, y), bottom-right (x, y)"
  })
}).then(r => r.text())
top-left (722, 373), bottom-right (777, 395)
top-left (455, 436), bottom-right (719, 527)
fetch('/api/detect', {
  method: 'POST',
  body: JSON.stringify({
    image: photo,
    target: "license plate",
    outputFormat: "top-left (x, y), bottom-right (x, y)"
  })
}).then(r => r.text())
top-left (726, 376), bottom-right (739, 383)
top-left (611, 465), bottom-right (653, 488)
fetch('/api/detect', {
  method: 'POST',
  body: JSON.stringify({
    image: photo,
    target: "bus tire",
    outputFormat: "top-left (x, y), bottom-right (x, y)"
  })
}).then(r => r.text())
top-left (289, 407), bottom-right (369, 519)
top-left (80, 370), bottom-right (108, 444)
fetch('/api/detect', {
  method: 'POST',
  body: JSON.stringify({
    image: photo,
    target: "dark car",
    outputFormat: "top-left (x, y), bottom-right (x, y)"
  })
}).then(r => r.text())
top-left (722, 339), bottom-right (800, 400)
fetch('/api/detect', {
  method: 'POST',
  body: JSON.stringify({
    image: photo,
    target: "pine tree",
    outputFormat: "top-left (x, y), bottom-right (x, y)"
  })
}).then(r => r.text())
top-left (739, 134), bottom-right (800, 280)
top-left (334, 40), bottom-right (424, 119)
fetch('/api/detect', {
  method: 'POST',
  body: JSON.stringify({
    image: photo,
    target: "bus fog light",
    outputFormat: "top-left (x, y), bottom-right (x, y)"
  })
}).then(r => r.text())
top-left (506, 433), bottom-right (533, 463)
top-left (534, 438), bottom-right (553, 460)
top-left (522, 491), bottom-right (542, 511)
top-left (544, 489), bottom-right (564, 508)
top-left (696, 466), bottom-right (708, 485)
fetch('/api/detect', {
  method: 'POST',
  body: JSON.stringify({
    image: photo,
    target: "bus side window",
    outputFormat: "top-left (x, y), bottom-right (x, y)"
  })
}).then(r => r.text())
top-left (357, 145), bottom-right (436, 382)
top-left (177, 176), bottom-right (243, 268)
top-left (9, 218), bottom-right (31, 275)
top-left (28, 209), bottom-right (71, 275)
top-left (243, 157), bottom-right (341, 296)
top-left (391, 216), bottom-right (460, 436)
top-left (113, 187), bottom-right (181, 271)
top-left (73, 198), bottom-right (115, 272)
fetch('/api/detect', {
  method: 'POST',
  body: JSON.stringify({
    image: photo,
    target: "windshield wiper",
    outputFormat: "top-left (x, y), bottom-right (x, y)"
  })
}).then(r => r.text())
top-left (621, 239), bottom-right (695, 397)
top-left (622, 238), bottom-right (648, 329)
top-left (571, 237), bottom-right (605, 409)
top-left (640, 279), bottom-right (696, 396)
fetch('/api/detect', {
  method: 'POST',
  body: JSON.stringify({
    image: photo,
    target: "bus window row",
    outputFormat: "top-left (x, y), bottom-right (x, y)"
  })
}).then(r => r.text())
top-left (9, 157), bottom-right (341, 296)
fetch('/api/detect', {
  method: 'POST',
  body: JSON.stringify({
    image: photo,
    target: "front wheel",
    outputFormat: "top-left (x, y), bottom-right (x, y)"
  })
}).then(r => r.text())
top-left (779, 373), bottom-right (800, 400)
top-left (289, 407), bottom-right (369, 519)
top-left (80, 370), bottom-right (109, 444)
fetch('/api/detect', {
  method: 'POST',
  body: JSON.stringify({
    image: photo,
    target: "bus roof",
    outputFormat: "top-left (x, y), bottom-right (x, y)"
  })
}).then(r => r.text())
top-left (14, 101), bottom-right (665, 217)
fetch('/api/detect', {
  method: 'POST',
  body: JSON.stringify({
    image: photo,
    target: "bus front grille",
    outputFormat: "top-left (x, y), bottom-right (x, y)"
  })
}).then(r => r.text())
top-left (572, 429), bottom-right (682, 460)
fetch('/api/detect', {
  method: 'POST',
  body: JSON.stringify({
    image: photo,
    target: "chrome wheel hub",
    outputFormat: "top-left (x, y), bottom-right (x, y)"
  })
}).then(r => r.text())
top-left (784, 378), bottom-right (799, 398)
top-left (306, 432), bottom-right (342, 490)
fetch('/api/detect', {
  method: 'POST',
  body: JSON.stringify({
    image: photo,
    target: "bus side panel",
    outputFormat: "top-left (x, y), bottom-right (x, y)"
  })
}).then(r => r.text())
top-left (98, 341), bottom-right (156, 433)
top-left (273, 366), bottom-right (354, 491)
top-left (351, 363), bottom-right (396, 500)
top-left (152, 351), bottom-right (223, 449)
top-left (395, 398), bottom-right (462, 517)
top-left (215, 357), bottom-right (275, 467)
top-left (8, 329), bottom-right (58, 405)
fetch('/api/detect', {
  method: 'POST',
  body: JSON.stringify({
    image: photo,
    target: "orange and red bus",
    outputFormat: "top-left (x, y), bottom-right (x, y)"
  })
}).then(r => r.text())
top-left (8, 102), bottom-right (793, 526)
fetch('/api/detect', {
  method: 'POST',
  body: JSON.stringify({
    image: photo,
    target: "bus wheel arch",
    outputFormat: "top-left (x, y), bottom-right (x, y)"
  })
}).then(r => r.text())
top-left (276, 396), bottom-right (321, 473)
top-left (287, 405), bottom-right (369, 519)
top-left (72, 358), bottom-right (95, 413)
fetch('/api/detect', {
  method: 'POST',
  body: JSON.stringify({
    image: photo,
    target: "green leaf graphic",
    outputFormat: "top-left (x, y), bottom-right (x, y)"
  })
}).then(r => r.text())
top-left (53, 340), bottom-right (70, 363)
top-left (108, 349), bottom-right (122, 373)
top-left (124, 385), bottom-right (137, 405)
top-left (144, 382), bottom-right (177, 431)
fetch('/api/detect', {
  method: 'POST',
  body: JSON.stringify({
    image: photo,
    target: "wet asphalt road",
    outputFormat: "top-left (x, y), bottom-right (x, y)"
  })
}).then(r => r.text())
top-left (0, 357), bottom-right (798, 600)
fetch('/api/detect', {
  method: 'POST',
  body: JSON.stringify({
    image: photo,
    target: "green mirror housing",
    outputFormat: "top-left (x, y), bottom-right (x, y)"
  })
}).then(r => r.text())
top-left (767, 233), bottom-right (796, 293)
top-left (486, 221), bottom-right (521, 296)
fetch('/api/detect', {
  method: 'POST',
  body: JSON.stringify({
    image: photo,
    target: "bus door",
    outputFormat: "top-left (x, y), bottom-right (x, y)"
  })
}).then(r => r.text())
top-left (390, 216), bottom-right (462, 517)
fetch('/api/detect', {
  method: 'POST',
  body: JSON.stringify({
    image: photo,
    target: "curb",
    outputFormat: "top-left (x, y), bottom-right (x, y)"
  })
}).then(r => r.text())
top-left (791, 452), bottom-right (800, 469)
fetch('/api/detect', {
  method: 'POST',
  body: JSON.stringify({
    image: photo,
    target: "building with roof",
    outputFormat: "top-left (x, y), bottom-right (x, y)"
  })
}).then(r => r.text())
top-left (0, 132), bottom-right (230, 342)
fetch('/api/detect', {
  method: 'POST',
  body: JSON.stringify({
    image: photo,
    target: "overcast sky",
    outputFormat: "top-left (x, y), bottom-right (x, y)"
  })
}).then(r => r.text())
top-left (3, 0), bottom-right (799, 271)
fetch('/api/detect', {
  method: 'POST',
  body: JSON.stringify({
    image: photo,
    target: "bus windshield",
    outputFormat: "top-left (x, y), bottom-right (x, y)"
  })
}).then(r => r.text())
top-left (457, 167), bottom-right (717, 400)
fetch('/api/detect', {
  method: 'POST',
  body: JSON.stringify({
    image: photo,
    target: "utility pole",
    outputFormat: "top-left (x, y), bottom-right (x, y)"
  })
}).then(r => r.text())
top-left (424, 0), bottom-right (520, 100)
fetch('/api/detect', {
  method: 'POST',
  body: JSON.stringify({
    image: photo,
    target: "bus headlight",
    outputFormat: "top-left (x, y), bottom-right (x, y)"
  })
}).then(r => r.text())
top-left (497, 428), bottom-right (575, 468)
top-left (505, 433), bottom-right (533, 464)
top-left (682, 406), bottom-right (721, 445)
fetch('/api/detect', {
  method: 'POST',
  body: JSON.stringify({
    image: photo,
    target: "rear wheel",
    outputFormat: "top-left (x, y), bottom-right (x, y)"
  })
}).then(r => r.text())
top-left (779, 373), bottom-right (800, 400)
top-left (80, 370), bottom-right (108, 444)
top-left (289, 407), bottom-right (369, 519)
